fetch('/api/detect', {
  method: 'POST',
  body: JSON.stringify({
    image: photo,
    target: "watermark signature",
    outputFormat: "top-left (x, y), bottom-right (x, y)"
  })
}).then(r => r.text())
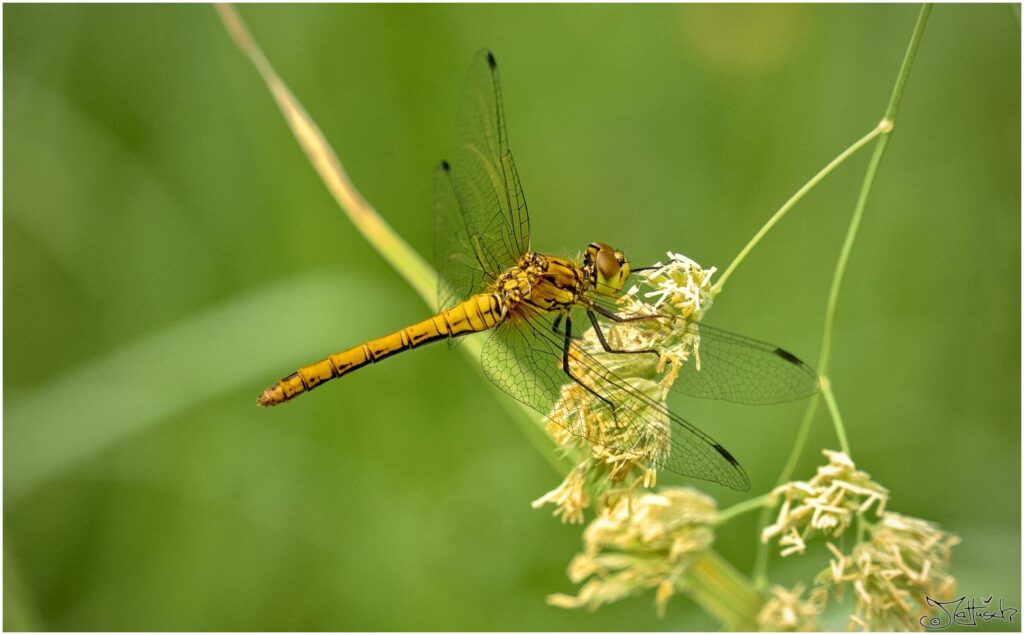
top-left (920, 595), bottom-right (1017, 629)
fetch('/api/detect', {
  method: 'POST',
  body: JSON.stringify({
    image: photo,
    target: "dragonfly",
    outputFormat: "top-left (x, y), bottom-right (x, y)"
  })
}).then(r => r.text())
top-left (258, 50), bottom-right (818, 490)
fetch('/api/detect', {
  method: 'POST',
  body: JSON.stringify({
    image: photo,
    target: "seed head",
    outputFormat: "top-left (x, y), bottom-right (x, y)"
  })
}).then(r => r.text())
top-left (819, 513), bottom-right (959, 631)
top-left (757, 583), bottom-right (826, 632)
top-left (547, 488), bottom-right (718, 617)
top-left (762, 450), bottom-right (889, 556)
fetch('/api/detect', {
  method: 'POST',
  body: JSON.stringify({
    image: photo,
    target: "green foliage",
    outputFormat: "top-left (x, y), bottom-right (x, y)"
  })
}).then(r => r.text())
top-left (4, 4), bottom-right (1019, 630)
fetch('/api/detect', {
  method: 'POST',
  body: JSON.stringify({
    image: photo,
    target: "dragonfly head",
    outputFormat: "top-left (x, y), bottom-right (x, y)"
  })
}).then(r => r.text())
top-left (584, 241), bottom-right (631, 295)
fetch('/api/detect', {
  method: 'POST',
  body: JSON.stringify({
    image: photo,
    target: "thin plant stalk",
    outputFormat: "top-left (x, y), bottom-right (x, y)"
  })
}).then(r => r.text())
top-left (688, 551), bottom-right (763, 630)
top-left (717, 493), bottom-right (772, 525)
top-left (215, 4), bottom-right (434, 303)
top-left (712, 125), bottom-right (884, 296)
top-left (753, 3), bottom-right (933, 588)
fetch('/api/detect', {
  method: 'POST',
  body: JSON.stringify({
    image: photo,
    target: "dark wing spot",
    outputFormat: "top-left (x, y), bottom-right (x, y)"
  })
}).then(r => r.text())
top-left (440, 159), bottom-right (451, 171)
top-left (486, 51), bottom-right (497, 68)
top-left (714, 443), bottom-right (741, 467)
top-left (774, 347), bottom-right (802, 365)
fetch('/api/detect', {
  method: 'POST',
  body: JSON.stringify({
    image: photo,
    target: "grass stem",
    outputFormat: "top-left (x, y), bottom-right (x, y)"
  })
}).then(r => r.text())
top-left (717, 493), bottom-right (771, 525)
top-left (752, 3), bottom-right (933, 588)
top-left (686, 551), bottom-right (764, 630)
top-left (711, 126), bottom-right (882, 295)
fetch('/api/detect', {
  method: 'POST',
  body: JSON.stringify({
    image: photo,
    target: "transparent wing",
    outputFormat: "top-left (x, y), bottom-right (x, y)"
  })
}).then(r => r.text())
top-left (481, 310), bottom-right (751, 491)
top-left (434, 49), bottom-right (530, 313)
top-left (673, 322), bottom-right (819, 404)
top-left (434, 161), bottom-right (492, 316)
top-left (585, 292), bottom-right (819, 405)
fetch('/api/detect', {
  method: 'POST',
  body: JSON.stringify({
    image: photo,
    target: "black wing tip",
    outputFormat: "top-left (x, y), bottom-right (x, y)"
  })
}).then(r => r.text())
top-left (711, 443), bottom-right (751, 490)
top-left (773, 347), bottom-right (803, 366)
top-left (710, 444), bottom-right (752, 492)
top-left (485, 51), bottom-right (497, 68)
top-left (713, 442), bottom-right (741, 468)
top-left (773, 347), bottom-right (821, 396)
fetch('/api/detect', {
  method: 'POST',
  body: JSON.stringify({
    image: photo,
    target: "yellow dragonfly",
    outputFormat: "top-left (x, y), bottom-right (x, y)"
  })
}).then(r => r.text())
top-left (258, 51), bottom-right (818, 490)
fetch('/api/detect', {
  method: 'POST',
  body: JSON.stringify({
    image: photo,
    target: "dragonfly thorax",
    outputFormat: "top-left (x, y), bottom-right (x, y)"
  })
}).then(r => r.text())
top-left (493, 264), bottom-right (535, 305)
top-left (485, 253), bottom-right (575, 317)
top-left (487, 244), bottom-right (632, 322)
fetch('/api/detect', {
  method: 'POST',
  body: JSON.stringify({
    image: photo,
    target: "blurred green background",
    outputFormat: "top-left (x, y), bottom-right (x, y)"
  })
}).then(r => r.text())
top-left (4, 4), bottom-right (1019, 631)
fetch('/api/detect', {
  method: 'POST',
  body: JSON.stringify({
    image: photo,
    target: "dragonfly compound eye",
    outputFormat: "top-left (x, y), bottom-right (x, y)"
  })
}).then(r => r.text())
top-left (615, 250), bottom-right (631, 283)
top-left (596, 248), bottom-right (621, 283)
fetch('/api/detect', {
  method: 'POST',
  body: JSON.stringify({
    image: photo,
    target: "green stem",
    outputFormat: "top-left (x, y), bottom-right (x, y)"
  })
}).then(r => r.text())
top-left (717, 493), bottom-right (772, 525)
top-left (216, 4), bottom-right (435, 304)
top-left (752, 4), bottom-right (933, 589)
top-left (821, 379), bottom-right (850, 455)
top-left (712, 126), bottom-right (882, 295)
top-left (685, 551), bottom-right (764, 630)
top-left (882, 5), bottom-right (934, 125)
top-left (716, 0), bottom-right (931, 298)
top-left (817, 2), bottom-right (932, 432)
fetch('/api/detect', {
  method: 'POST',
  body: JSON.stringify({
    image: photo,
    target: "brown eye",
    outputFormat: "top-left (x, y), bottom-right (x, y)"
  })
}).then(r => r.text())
top-left (596, 249), bottom-right (620, 280)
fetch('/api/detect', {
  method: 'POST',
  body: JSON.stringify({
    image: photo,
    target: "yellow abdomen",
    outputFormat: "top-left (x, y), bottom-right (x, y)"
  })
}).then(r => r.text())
top-left (257, 293), bottom-right (505, 406)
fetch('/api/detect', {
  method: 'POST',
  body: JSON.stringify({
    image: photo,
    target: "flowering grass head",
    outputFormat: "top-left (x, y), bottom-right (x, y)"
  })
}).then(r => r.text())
top-left (761, 449), bottom-right (889, 557)
top-left (762, 451), bottom-right (960, 631)
top-left (757, 583), bottom-right (826, 631)
top-left (546, 488), bottom-right (718, 618)
top-left (603, 252), bottom-right (716, 396)
top-left (820, 513), bottom-right (959, 631)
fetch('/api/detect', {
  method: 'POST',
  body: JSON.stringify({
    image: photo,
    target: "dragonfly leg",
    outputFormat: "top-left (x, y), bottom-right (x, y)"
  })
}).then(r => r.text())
top-left (551, 313), bottom-right (564, 334)
top-left (553, 312), bottom-right (585, 341)
top-left (586, 310), bottom-right (660, 357)
top-left (562, 316), bottom-right (616, 413)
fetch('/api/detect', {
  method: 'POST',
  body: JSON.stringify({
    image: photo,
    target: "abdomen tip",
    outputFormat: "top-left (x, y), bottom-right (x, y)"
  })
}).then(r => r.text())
top-left (257, 388), bottom-right (279, 407)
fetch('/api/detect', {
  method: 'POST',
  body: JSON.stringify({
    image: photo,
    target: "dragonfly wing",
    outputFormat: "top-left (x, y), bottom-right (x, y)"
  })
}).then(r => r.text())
top-left (673, 322), bottom-right (820, 405)
top-left (434, 161), bottom-right (493, 316)
top-left (584, 293), bottom-right (819, 405)
top-left (480, 311), bottom-right (751, 490)
top-left (434, 50), bottom-right (530, 315)
top-left (454, 50), bottom-right (530, 262)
